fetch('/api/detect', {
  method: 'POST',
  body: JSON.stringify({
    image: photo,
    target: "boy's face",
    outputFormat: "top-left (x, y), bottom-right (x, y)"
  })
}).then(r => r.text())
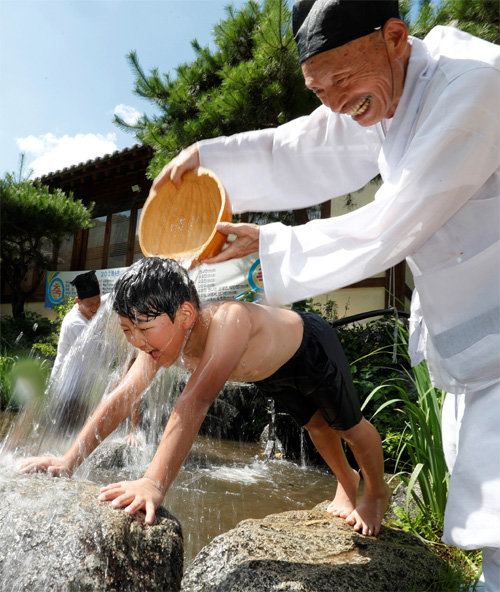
top-left (119, 306), bottom-right (193, 366)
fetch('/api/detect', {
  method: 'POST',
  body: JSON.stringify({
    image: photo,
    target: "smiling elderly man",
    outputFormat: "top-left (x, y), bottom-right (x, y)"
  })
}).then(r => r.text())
top-left (152, 2), bottom-right (499, 588)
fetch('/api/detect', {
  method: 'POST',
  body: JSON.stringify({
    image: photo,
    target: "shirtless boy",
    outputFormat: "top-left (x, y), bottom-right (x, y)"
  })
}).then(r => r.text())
top-left (19, 257), bottom-right (391, 535)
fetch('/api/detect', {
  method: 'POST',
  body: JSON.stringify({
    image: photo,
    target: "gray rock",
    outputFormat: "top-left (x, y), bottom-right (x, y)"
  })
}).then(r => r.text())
top-left (0, 472), bottom-right (183, 592)
top-left (182, 501), bottom-right (445, 592)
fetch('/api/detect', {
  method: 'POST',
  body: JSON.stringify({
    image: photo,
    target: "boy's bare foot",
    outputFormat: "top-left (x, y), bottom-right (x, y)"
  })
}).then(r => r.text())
top-left (327, 468), bottom-right (360, 518)
top-left (345, 483), bottom-right (392, 536)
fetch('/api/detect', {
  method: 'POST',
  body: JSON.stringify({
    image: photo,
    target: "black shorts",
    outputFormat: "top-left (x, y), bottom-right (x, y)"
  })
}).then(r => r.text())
top-left (254, 311), bottom-right (362, 431)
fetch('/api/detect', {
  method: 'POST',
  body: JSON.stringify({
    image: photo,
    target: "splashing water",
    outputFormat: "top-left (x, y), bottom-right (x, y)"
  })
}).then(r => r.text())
top-left (0, 286), bottom-right (339, 570)
top-left (0, 296), bottom-right (181, 458)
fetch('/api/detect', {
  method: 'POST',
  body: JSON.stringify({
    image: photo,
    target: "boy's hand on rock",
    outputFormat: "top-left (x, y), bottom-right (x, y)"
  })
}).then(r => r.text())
top-left (123, 432), bottom-right (141, 448)
top-left (98, 477), bottom-right (163, 525)
top-left (17, 456), bottom-right (72, 476)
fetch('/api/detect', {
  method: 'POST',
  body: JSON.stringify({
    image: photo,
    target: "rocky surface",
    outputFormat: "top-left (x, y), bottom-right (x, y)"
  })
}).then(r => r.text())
top-left (0, 471), bottom-right (183, 592)
top-left (181, 501), bottom-right (445, 592)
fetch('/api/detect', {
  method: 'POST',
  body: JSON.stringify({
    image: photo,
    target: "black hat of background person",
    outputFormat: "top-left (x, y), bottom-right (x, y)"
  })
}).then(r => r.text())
top-left (70, 270), bottom-right (100, 300)
top-left (293, 0), bottom-right (400, 65)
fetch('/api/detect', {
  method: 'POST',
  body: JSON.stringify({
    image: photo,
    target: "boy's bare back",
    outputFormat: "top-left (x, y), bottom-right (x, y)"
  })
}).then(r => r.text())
top-left (180, 301), bottom-right (304, 384)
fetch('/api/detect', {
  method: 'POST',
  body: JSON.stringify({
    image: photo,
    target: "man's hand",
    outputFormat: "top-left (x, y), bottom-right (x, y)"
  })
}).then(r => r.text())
top-left (152, 144), bottom-right (200, 192)
top-left (17, 455), bottom-right (73, 477)
top-left (98, 477), bottom-right (164, 525)
top-left (203, 222), bottom-right (260, 264)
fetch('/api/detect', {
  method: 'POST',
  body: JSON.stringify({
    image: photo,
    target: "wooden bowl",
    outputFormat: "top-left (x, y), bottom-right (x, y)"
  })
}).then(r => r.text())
top-left (139, 167), bottom-right (232, 266)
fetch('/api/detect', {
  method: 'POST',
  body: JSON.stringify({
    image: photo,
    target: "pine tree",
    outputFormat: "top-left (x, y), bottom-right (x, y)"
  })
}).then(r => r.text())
top-left (408, 0), bottom-right (499, 43)
top-left (115, 0), bottom-right (319, 180)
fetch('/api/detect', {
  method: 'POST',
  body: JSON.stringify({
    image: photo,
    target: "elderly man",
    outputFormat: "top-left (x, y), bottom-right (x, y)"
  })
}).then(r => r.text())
top-left (50, 270), bottom-right (112, 431)
top-left (51, 272), bottom-right (140, 442)
top-left (152, 1), bottom-right (499, 587)
top-left (51, 270), bottom-right (104, 378)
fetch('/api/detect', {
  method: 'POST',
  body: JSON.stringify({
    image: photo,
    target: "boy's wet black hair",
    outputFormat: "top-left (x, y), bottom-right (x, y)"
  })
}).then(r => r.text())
top-left (113, 257), bottom-right (200, 322)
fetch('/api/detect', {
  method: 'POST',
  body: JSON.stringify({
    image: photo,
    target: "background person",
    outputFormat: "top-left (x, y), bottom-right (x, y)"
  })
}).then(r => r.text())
top-left (51, 270), bottom-right (140, 443)
top-left (151, 1), bottom-right (500, 588)
top-left (50, 270), bottom-right (108, 431)
top-left (51, 270), bottom-right (104, 378)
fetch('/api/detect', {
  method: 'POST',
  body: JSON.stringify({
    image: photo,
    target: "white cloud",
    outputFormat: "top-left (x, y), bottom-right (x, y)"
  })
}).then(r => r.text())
top-left (17, 132), bottom-right (118, 177)
top-left (113, 104), bottom-right (142, 126)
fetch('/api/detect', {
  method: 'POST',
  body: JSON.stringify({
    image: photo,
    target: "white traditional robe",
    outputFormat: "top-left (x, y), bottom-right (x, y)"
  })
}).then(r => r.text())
top-left (51, 304), bottom-right (90, 379)
top-left (51, 293), bottom-right (110, 381)
top-left (198, 26), bottom-right (500, 550)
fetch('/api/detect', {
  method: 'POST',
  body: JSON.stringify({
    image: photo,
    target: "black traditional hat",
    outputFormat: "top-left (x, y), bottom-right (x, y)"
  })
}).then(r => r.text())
top-left (70, 270), bottom-right (100, 300)
top-left (293, 0), bottom-right (400, 64)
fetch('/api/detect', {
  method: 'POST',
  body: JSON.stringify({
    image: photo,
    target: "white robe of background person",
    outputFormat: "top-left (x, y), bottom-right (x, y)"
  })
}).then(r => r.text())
top-left (51, 304), bottom-right (91, 379)
top-left (51, 293), bottom-right (110, 380)
top-left (197, 25), bottom-right (500, 552)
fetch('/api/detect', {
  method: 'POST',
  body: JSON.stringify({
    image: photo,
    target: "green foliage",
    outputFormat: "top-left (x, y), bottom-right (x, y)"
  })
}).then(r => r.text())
top-left (31, 298), bottom-right (76, 359)
top-left (0, 311), bottom-right (52, 355)
top-left (8, 357), bottom-right (52, 409)
top-left (116, 0), bottom-right (319, 178)
top-left (0, 354), bottom-right (52, 411)
top-left (0, 173), bottom-right (93, 318)
top-left (388, 324), bottom-right (449, 521)
top-left (337, 318), bottom-right (412, 470)
top-left (0, 355), bottom-right (15, 409)
top-left (0, 300), bottom-right (74, 407)
top-left (408, 0), bottom-right (499, 43)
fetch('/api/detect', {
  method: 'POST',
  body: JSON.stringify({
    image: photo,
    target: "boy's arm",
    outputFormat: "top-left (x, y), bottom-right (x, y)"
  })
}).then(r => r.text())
top-left (99, 302), bottom-right (253, 523)
top-left (18, 352), bottom-right (158, 475)
top-left (124, 401), bottom-right (142, 447)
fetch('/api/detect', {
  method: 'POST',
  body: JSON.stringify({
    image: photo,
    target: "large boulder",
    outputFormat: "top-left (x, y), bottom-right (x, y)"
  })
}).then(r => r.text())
top-left (0, 471), bottom-right (183, 592)
top-left (182, 501), bottom-right (446, 592)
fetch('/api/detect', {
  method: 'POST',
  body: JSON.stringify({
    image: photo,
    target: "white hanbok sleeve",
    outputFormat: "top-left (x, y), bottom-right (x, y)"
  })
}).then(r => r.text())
top-left (258, 66), bottom-right (499, 305)
top-left (198, 105), bottom-right (382, 213)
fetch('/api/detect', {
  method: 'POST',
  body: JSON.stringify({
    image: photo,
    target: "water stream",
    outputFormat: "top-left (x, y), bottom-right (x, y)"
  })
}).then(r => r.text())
top-left (0, 294), bottom-right (340, 566)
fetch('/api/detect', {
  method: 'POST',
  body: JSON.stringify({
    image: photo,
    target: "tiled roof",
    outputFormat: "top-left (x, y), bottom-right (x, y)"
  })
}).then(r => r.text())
top-left (37, 143), bottom-right (153, 181)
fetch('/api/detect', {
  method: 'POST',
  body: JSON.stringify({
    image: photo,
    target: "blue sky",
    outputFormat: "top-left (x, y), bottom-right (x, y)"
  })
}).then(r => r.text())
top-left (0, 0), bottom-right (252, 179)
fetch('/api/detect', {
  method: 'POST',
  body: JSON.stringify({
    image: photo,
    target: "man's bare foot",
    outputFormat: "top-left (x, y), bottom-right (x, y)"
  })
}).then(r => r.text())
top-left (327, 468), bottom-right (360, 518)
top-left (345, 483), bottom-right (392, 536)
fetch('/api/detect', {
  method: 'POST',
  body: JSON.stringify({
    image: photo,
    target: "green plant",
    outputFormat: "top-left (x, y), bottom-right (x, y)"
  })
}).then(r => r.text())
top-left (0, 353), bottom-right (52, 411)
top-left (0, 355), bottom-right (15, 409)
top-left (339, 318), bottom-right (413, 470)
top-left (388, 325), bottom-right (449, 521)
top-left (119, 0), bottom-right (319, 179)
top-left (8, 357), bottom-right (51, 409)
top-left (0, 172), bottom-right (93, 318)
top-left (31, 298), bottom-right (76, 359)
top-left (0, 311), bottom-right (52, 355)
